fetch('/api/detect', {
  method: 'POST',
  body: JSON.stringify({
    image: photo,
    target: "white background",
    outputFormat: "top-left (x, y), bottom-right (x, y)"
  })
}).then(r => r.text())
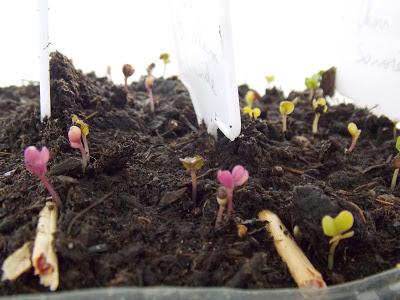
top-left (0, 0), bottom-right (341, 93)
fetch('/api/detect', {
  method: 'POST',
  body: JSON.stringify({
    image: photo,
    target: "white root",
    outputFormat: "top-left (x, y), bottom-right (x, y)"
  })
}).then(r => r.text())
top-left (1, 242), bottom-right (32, 281)
top-left (32, 201), bottom-right (59, 291)
top-left (258, 210), bottom-right (326, 288)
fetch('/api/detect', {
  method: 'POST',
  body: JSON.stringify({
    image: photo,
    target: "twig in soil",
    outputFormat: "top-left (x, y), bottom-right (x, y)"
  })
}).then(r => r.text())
top-left (259, 210), bottom-right (326, 288)
top-left (361, 164), bottom-right (386, 174)
top-left (67, 193), bottom-right (112, 236)
top-left (281, 165), bottom-right (304, 175)
top-left (353, 181), bottom-right (379, 193)
top-left (345, 201), bottom-right (367, 224)
top-left (85, 111), bottom-right (98, 120)
top-left (180, 114), bottom-right (198, 133)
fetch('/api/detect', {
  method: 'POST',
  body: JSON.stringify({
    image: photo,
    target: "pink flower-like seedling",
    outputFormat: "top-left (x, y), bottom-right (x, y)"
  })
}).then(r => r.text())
top-left (216, 165), bottom-right (249, 223)
top-left (68, 125), bottom-right (88, 172)
top-left (24, 146), bottom-right (62, 208)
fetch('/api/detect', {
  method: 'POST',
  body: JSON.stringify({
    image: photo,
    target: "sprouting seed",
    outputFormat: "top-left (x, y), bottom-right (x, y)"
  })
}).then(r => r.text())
top-left (312, 97), bottom-right (328, 134)
top-left (346, 122), bottom-right (361, 153)
top-left (159, 53), bottom-right (170, 78)
top-left (180, 156), bottom-right (204, 204)
top-left (322, 210), bottom-right (354, 270)
top-left (390, 137), bottom-right (400, 192)
top-left (24, 146), bottom-right (62, 208)
top-left (122, 64), bottom-right (135, 94)
top-left (279, 101), bottom-right (295, 133)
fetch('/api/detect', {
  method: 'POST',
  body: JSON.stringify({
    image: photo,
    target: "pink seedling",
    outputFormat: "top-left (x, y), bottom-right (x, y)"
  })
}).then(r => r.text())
top-left (145, 63), bottom-right (156, 113)
top-left (217, 165), bottom-right (249, 219)
top-left (122, 64), bottom-right (134, 94)
top-left (68, 125), bottom-right (88, 171)
top-left (24, 146), bottom-right (61, 208)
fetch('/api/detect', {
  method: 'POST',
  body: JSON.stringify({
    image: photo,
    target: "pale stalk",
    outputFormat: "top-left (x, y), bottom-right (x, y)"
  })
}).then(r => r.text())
top-left (191, 169), bottom-right (197, 204)
top-left (391, 168), bottom-right (399, 191)
top-left (312, 113), bottom-right (321, 134)
top-left (215, 205), bottom-right (225, 228)
top-left (124, 77), bottom-right (129, 94)
top-left (258, 210), bottom-right (326, 288)
top-left (163, 63), bottom-right (166, 78)
top-left (347, 136), bottom-right (359, 153)
top-left (82, 135), bottom-right (89, 162)
top-left (148, 88), bottom-right (155, 113)
top-left (226, 188), bottom-right (234, 217)
top-left (282, 114), bottom-right (287, 133)
top-left (328, 240), bottom-right (339, 270)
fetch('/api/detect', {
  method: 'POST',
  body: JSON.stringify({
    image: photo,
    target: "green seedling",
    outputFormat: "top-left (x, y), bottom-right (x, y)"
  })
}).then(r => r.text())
top-left (346, 122), bottom-right (361, 153)
top-left (243, 106), bottom-right (261, 120)
top-left (159, 53), bottom-right (170, 78)
top-left (305, 72), bottom-right (322, 100)
top-left (322, 210), bottom-right (354, 270)
top-left (390, 137), bottom-right (400, 192)
top-left (180, 156), bottom-right (204, 204)
top-left (279, 101), bottom-right (295, 133)
top-left (122, 64), bottom-right (135, 94)
top-left (265, 75), bottom-right (275, 88)
top-left (312, 97), bottom-right (328, 134)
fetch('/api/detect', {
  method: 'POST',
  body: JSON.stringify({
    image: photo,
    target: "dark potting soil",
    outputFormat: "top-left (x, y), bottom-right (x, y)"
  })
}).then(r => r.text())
top-left (0, 52), bottom-right (399, 295)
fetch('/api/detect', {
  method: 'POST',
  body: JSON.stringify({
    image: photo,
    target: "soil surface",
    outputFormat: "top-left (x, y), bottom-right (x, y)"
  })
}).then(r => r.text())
top-left (0, 52), bottom-right (399, 295)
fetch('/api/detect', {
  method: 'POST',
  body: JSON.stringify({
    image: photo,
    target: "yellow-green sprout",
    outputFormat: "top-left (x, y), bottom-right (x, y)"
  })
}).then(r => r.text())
top-left (180, 156), bottom-right (204, 204)
top-left (159, 53), bottom-right (170, 78)
top-left (279, 101), bottom-right (295, 133)
top-left (390, 137), bottom-right (400, 192)
top-left (243, 106), bottom-right (261, 120)
top-left (244, 90), bottom-right (260, 107)
top-left (346, 122), bottom-right (361, 153)
top-left (312, 98), bottom-right (328, 134)
top-left (322, 210), bottom-right (354, 270)
top-left (72, 114), bottom-right (90, 162)
top-left (265, 75), bottom-right (275, 88)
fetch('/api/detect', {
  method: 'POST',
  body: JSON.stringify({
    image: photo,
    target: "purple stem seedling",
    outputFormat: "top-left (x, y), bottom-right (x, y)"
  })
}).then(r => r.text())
top-left (146, 63), bottom-right (156, 112)
top-left (346, 122), bottom-right (361, 153)
top-left (24, 146), bottom-right (62, 208)
top-left (122, 64), bottom-right (135, 94)
top-left (390, 137), bottom-right (400, 191)
top-left (68, 126), bottom-right (88, 172)
top-left (217, 165), bottom-right (249, 218)
top-left (180, 156), bottom-right (204, 204)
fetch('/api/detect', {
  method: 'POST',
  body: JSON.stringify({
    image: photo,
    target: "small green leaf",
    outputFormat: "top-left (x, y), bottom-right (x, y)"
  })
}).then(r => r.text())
top-left (396, 136), bottom-right (400, 152)
top-left (322, 215), bottom-right (336, 237)
top-left (334, 210), bottom-right (354, 234)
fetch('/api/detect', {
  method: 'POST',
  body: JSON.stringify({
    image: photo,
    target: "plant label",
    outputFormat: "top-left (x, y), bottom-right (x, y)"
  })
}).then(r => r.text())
top-left (38, 0), bottom-right (50, 121)
top-left (336, 0), bottom-right (400, 120)
top-left (170, 0), bottom-right (241, 140)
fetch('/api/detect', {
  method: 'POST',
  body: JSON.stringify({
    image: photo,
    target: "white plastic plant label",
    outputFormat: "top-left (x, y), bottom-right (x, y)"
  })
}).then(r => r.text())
top-left (170, 0), bottom-right (240, 141)
top-left (336, 0), bottom-right (400, 120)
top-left (38, 0), bottom-right (51, 121)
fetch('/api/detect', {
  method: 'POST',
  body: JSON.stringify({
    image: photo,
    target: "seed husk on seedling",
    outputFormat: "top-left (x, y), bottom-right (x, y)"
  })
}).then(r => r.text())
top-left (322, 210), bottom-right (354, 270)
top-left (279, 101), bottom-right (295, 133)
top-left (390, 137), bottom-right (400, 192)
top-left (122, 64), bottom-right (134, 94)
top-left (24, 146), bottom-right (62, 208)
top-left (72, 114), bottom-right (90, 162)
top-left (159, 53), bottom-right (170, 78)
top-left (68, 125), bottom-right (88, 172)
top-left (145, 63), bottom-right (156, 112)
top-left (217, 165), bottom-right (249, 221)
top-left (346, 122), bottom-right (361, 153)
top-left (215, 186), bottom-right (228, 228)
top-left (312, 97), bottom-right (328, 134)
top-left (180, 155), bottom-right (204, 204)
